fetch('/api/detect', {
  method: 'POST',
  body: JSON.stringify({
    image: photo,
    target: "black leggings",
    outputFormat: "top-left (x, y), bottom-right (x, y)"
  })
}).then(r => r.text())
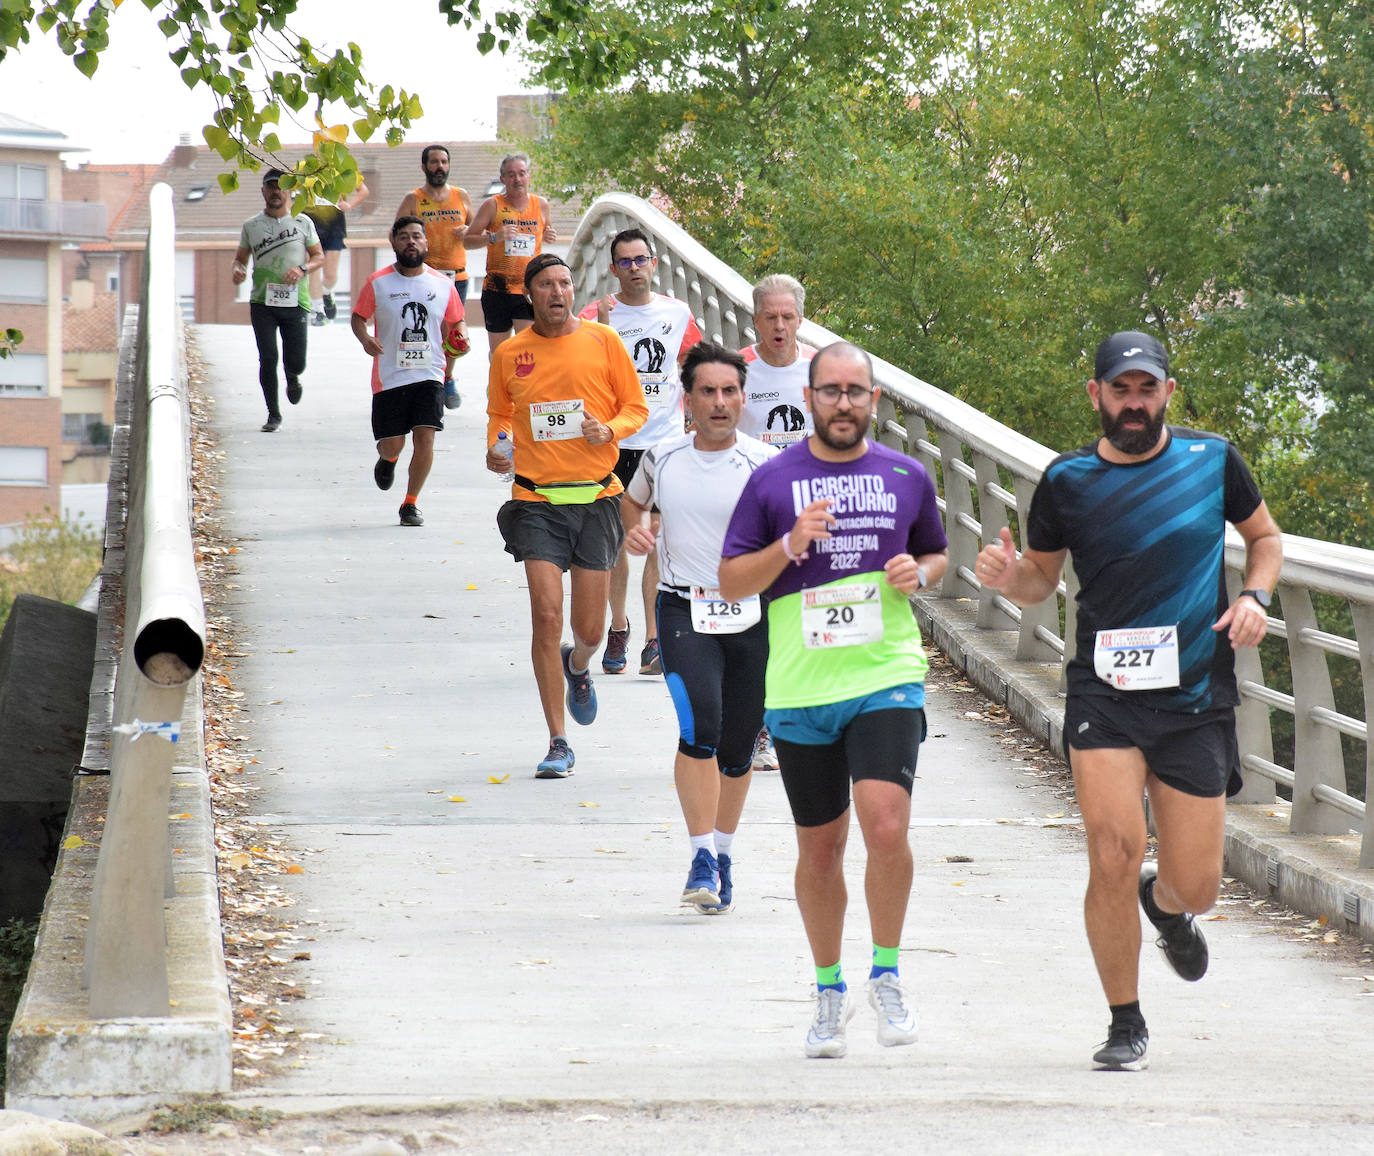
top-left (249, 302), bottom-right (308, 420)
top-left (657, 591), bottom-right (769, 774)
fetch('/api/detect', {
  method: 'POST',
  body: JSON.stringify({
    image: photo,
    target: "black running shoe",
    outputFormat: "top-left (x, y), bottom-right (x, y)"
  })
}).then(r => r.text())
top-left (286, 378), bottom-right (303, 405)
top-left (261, 416), bottom-right (281, 432)
top-left (1140, 863), bottom-right (1209, 981)
top-left (323, 293), bottom-right (337, 320)
top-left (374, 456), bottom-right (396, 491)
top-left (1093, 1023), bottom-right (1149, 1071)
top-left (398, 502), bottom-right (424, 527)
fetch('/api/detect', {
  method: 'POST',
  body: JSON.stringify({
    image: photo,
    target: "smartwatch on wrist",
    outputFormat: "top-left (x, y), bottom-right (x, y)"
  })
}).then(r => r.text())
top-left (1238, 588), bottom-right (1271, 609)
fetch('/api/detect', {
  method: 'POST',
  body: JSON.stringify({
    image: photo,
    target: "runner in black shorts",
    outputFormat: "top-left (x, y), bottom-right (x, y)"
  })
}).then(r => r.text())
top-left (480, 283), bottom-right (535, 334)
top-left (485, 253), bottom-right (648, 780)
top-left (303, 177), bottom-right (369, 325)
top-left (719, 341), bottom-right (948, 1059)
top-left (371, 381), bottom-right (444, 443)
top-left (613, 447), bottom-right (644, 489)
top-left (352, 217), bottom-right (466, 527)
top-left (976, 329), bottom-right (1282, 1072)
top-left (622, 342), bottom-right (775, 914)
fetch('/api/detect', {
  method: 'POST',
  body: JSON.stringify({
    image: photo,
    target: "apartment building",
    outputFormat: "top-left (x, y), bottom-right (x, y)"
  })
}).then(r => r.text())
top-left (0, 114), bottom-right (106, 529)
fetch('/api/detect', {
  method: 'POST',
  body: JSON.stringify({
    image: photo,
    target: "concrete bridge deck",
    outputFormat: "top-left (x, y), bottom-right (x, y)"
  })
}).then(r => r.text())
top-left (179, 320), bottom-right (1374, 1151)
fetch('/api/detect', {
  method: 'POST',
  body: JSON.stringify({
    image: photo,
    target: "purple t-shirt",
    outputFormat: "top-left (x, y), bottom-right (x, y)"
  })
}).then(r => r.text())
top-left (722, 440), bottom-right (947, 708)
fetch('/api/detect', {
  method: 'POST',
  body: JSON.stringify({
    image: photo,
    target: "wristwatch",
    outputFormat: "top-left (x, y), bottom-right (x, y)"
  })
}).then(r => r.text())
top-left (1238, 588), bottom-right (1271, 609)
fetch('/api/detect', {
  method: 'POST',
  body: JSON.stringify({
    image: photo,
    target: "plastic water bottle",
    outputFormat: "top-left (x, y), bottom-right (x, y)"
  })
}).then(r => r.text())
top-left (493, 431), bottom-right (515, 484)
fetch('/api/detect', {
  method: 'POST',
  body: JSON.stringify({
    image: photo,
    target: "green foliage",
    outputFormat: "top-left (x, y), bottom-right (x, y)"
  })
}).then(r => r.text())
top-left (0, 328), bottom-right (21, 359)
top-left (0, 918), bottom-right (38, 1089)
top-left (529, 0), bottom-right (1374, 549)
top-left (0, 510), bottom-right (103, 625)
top-left (0, 0), bottom-right (601, 206)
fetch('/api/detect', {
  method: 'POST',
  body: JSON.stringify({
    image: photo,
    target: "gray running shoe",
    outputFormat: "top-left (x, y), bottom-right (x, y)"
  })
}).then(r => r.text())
top-left (866, 972), bottom-right (918, 1047)
top-left (1092, 1023), bottom-right (1149, 1071)
top-left (804, 988), bottom-right (855, 1059)
top-left (751, 728), bottom-right (779, 771)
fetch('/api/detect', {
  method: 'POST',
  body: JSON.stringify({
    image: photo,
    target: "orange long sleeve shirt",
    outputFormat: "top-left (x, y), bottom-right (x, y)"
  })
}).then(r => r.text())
top-left (486, 320), bottom-right (649, 501)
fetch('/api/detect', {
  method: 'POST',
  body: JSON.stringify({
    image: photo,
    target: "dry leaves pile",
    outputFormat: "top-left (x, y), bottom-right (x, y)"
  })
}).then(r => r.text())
top-left (187, 342), bottom-right (310, 1082)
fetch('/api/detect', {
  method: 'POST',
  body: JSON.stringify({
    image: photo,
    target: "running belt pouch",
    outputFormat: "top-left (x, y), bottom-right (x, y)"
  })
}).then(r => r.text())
top-left (514, 473), bottom-right (614, 505)
top-left (486, 272), bottom-right (508, 292)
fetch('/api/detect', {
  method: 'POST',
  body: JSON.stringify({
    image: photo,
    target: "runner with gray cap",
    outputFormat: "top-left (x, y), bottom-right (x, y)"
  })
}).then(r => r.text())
top-left (975, 328), bottom-right (1283, 1071)
top-left (231, 168), bottom-right (324, 432)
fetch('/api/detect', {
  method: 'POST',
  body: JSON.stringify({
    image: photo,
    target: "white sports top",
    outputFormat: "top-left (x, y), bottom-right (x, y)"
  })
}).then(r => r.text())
top-left (737, 343), bottom-right (817, 446)
top-left (627, 431), bottom-right (777, 590)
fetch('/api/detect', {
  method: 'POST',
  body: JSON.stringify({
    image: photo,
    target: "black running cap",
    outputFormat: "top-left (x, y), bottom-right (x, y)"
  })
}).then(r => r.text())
top-left (1095, 330), bottom-right (1169, 382)
top-left (524, 253), bottom-right (569, 287)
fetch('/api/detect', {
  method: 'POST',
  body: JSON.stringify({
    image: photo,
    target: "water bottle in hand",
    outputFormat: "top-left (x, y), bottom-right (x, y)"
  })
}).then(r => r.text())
top-left (493, 431), bottom-right (514, 484)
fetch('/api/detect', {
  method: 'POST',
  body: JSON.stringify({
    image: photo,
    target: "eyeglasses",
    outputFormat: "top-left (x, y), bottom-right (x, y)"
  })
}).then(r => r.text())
top-left (810, 384), bottom-right (874, 404)
top-left (614, 255), bottom-right (653, 270)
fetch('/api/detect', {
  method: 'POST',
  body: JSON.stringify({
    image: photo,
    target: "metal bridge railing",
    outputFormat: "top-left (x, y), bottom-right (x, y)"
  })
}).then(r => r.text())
top-left (83, 181), bottom-right (208, 1015)
top-left (570, 193), bottom-right (1374, 868)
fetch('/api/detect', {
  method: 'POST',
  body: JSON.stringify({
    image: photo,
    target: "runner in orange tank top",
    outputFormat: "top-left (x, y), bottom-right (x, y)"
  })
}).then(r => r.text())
top-left (396, 144), bottom-right (474, 303)
top-left (466, 151), bottom-right (558, 353)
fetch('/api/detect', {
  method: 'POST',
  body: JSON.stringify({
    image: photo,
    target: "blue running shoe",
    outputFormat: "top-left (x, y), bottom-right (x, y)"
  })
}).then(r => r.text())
top-left (681, 847), bottom-right (719, 908)
top-left (601, 625), bottom-right (629, 674)
top-left (696, 852), bottom-right (733, 914)
top-left (561, 644), bottom-right (598, 726)
top-left (535, 737), bottom-right (575, 779)
top-left (443, 378), bottom-right (461, 410)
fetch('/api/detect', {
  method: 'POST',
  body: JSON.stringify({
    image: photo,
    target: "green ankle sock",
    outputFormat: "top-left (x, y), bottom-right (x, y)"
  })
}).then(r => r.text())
top-left (815, 962), bottom-right (844, 990)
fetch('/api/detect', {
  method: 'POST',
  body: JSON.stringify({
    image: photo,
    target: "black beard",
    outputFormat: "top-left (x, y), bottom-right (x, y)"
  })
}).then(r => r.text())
top-left (425, 170), bottom-right (447, 189)
top-left (1102, 406), bottom-right (1167, 455)
top-left (396, 250), bottom-right (426, 269)
top-left (814, 412), bottom-right (867, 452)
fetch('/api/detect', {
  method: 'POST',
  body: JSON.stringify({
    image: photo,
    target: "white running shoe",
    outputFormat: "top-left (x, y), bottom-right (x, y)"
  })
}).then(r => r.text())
top-left (751, 728), bottom-right (779, 771)
top-left (866, 972), bottom-right (918, 1047)
top-left (804, 987), bottom-right (855, 1058)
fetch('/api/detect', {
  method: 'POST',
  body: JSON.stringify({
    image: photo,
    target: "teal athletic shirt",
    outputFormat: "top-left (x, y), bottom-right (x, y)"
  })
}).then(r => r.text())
top-left (1026, 426), bottom-right (1263, 713)
top-left (721, 439), bottom-right (947, 710)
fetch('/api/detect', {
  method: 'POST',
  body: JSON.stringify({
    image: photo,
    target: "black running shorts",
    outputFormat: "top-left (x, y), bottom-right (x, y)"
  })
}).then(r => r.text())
top-left (481, 289), bottom-right (535, 333)
top-left (497, 495), bottom-right (624, 571)
top-left (1065, 693), bottom-right (1242, 798)
top-left (371, 380), bottom-right (444, 441)
top-left (657, 590), bottom-right (768, 774)
top-left (772, 705), bottom-right (927, 828)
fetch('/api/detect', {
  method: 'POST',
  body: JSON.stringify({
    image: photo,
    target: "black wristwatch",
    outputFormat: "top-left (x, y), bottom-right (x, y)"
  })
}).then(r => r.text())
top-left (1238, 588), bottom-right (1271, 610)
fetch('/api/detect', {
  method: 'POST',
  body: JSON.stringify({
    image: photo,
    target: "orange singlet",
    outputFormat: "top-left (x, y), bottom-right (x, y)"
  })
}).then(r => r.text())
top-left (411, 185), bottom-right (469, 279)
top-left (483, 194), bottom-right (550, 295)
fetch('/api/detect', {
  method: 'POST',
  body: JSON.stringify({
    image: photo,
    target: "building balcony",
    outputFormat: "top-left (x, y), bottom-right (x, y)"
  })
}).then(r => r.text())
top-left (0, 198), bottom-right (107, 241)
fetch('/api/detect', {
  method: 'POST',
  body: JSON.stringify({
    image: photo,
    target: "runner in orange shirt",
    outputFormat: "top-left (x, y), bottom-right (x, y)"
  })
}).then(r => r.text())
top-left (397, 145), bottom-right (473, 298)
top-left (486, 253), bottom-right (649, 778)
top-left (466, 152), bottom-right (558, 353)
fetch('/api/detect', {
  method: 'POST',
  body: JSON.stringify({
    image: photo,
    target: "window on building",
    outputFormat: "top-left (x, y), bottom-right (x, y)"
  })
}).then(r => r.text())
top-left (62, 413), bottom-right (107, 443)
top-left (0, 446), bottom-right (47, 486)
top-left (0, 257), bottom-right (47, 303)
top-left (0, 353), bottom-right (48, 395)
top-left (0, 163), bottom-right (48, 200)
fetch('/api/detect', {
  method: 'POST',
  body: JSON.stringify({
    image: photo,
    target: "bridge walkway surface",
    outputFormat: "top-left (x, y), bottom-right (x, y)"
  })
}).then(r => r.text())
top-left (178, 322), bottom-right (1374, 1153)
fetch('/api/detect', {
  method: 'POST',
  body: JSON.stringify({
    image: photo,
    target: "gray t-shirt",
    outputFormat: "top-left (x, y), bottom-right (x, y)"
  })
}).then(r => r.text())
top-left (238, 212), bottom-right (319, 308)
